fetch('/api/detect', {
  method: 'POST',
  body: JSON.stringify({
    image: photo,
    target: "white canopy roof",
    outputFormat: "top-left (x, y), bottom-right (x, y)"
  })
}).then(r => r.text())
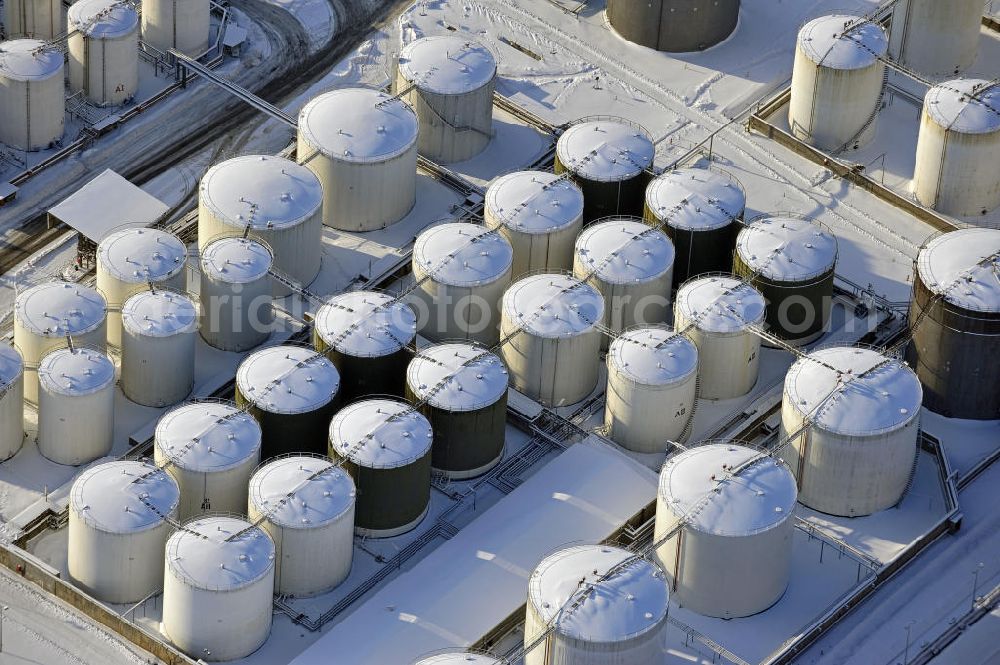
top-left (48, 170), bottom-right (169, 243)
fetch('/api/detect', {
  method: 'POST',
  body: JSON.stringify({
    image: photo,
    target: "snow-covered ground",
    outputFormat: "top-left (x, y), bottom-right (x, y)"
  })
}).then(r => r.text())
top-left (0, 567), bottom-right (153, 665)
top-left (929, 606), bottom-right (1000, 665)
top-left (3, 1), bottom-right (1000, 664)
top-left (800, 462), bottom-right (1000, 665)
top-left (263, 0), bottom-right (337, 48)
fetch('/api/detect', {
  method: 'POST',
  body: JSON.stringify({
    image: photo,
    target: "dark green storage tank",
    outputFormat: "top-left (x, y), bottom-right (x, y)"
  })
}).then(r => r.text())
top-left (328, 398), bottom-right (433, 538)
top-left (555, 117), bottom-right (655, 222)
top-left (644, 167), bottom-right (745, 286)
top-left (607, 0), bottom-right (741, 52)
top-left (235, 345), bottom-right (340, 459)
top-left (405, 343), bottom-right (508, 480)
top-left (733, 215), bottom-right (838, 346)
top-left (906, 228), bottom-right (1000, 420)
top-left (312, 291), bottom-right (416, 403)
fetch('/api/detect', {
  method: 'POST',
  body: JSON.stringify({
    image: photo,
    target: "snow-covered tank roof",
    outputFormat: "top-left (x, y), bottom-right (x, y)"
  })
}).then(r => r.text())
top-left (414, 223), bottom-right (513, 287)
top-left (38, 348), bottom-right (115, 397)
top-left (736, 216), bottom-right (838, 281)
top-left (249, 455), bottom-right (355, 529)
top-left (71, 461), bottom-right (180, 534)
top-left (575, 217), bottom-right (675, 284)
top-left (785, 347), bottom-right (922, 436)
top-left (406, 343), bottom-right (508, 412)
top-left (68, 0), bottom-right (138, 38)
top-left (200, 155), bottom-right (323, 230)
top-left (328, 398), bottom-right (433, 469)
top-left (529, 544), bottom-right (668, 643)
top-left (97, 228), bottom-right (186, 284)
top-left (121, 290), bottom-right (198, 338)
top-left (315, 291), bottom-right (416, 358)
top-left (924, 79), bottom-right (1000, 135)
top-left (166, 516), bottom-right (274, 591)
top-left (15, 282), bottom-right (107, 338)
top-left (0, 346), bottom-right (24, 389)
top-left (155, 402), bottom-right (262, 473)
top-left (398, 36), bottom-right (497, 95)
top-left (502, 274), bottom-right (604, 338)
top-left (659, 443), bottom-right (797, 536)
top-left (797, 15), bottom-right (887, 69)
top-left (200, 237), bottom-right (273, 284)
top-left (0, 39), bottom-right (63, 82)
top-left (485, 171), bottom-right (584, 234)
top-left (917, 228), bottom-right (1000, 313)
top-left (645, 168), bottom-right (745, 231)
top-left (675, 276), bottom-right (766, 334)
top-left (236, 346), bottom-right (340, 415)
top-left (608, 326), bottom-right (698, 386)
top-left (298, 88), bottom-right (419, 163)
top-left (414, 654), bottom-right (502, 665)
top-left (557, 119), bottom-right (655, 182)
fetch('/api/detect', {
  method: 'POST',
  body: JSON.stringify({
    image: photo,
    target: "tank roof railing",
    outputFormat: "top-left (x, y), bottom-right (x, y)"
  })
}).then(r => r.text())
top-left (565, 114), bottom-right (653, 141)
top-left (892, 244), bottom-right (1000, 357)
top-left (246, 454), bottom-right (346, 524)
top-left (738, 212), bottom-right (839, 283)
top-left (494, 171), bottom-right (576, 223)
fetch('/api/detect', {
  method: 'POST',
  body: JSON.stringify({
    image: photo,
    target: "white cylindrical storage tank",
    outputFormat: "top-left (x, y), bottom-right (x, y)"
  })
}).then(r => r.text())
top-left (0, 40), bottom-right (64, 151)
top-left (789, 15), bottom-right (888, 152)
top-left (247, 455), bottom-right (355, 597)
top-left (68, 461), bottom-right (180, 603)
top-left (499, 274), bottom-right (604, 408)
top-left (199, 236), bottom-right (274, 352)
top-left (298, 87), bottom-right (419, 231)
top-left (654, 443), bottom-right (797, 618)
top-left (889, 0), bottom-right (983, 78)
top-left (555, 118), bottom-right (655, 222)
top-left (414, 654), bottom-right (503, 665)
top-left (734, 215), bottom-right (839, 346)
top-left (604, 326), bottom-right (698, 454)
top-left (140, 0), bottom-right (209, 56)
top-left (524, 544), bottom-right (669, 665)
top-left (0, 346), bottom-right (25, 461)
top-left (13, 282), bottom-right (107, 403)
top-left (913, 79), bottom-right (1000, 217)
top-left (120, 290), bottom-right (198, 407)
top-left (313, 291), bottom-right (416, 402)
top-left (3, 0), bottom-right (61, 39)
top-left (162, 516), bottom-right (275, 661)
top-left (644, 167), bottom-right (745, 285)
top-left (198, 155), bottom-right (324, 296)
top-left (96, 227), bottom-right (187, 348)
top-left (67, 0), bottom-right (139, 107)
top-left (396, 36), bottom-right (496, 164)
top-left (235, 345), bottom-right (341, 459)
top-left (573, 217), bottom-right (674, 342)
top-left (484, 171), bottom-right (585, 279)
top-left (154, 401), bottom-right (262, 520)
top-left (411, 223), bottom-right (513, 347)
top-left (36, 347), bottom-right (115, 466)
top-left (328, 399), bottom-right (432, 538)
top-left (780, 347), bottom-right (922, 517)
top-left (674, 275), bottom-right (766, 400)
top-left (405, 343), bottom-right (508, 480)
